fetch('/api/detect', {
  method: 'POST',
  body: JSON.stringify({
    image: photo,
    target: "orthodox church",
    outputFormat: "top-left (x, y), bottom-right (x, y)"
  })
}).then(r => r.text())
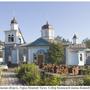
top-left (2, 17), bottom-right (90, 66)
top-left (4, 18), bottom-right (55, 66)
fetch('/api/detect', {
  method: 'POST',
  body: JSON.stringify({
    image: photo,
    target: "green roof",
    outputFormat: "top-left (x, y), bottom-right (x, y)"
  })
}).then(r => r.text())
top-left (27, 38), bottom-right (50, 46)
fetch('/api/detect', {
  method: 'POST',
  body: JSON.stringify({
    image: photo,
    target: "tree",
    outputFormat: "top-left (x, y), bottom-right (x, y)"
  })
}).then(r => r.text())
top-left (47, 42), bottom-right (64, 64)
top-left (55, 36), bottom-right (71, 44)
top-left (82, 38), bottom-right (90, 48)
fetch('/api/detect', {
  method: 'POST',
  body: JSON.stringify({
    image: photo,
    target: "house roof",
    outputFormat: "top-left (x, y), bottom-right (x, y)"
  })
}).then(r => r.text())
top-left (27, 38), bottom-right (50, 47)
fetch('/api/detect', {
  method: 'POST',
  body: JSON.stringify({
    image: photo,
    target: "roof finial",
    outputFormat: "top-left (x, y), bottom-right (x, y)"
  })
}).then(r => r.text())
top-left (46, 21), bottom-right (49, 25)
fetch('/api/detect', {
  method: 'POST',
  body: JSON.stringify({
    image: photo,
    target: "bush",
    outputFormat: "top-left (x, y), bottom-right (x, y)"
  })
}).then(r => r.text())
top-left (17, 64), bottom-right (41, 85)
top-left (83, 75), bottom-right (90, 86)
top-left (16, 64), bottom-right (61, 86)
top-left (40, 74), bottom-right (61, 86)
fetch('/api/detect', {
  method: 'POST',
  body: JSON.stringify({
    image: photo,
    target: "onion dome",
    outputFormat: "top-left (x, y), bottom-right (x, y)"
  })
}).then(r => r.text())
top-left (73, 34), bottom-right (77, 39)
top-left (11, 17), bottom-right (17, 24)
top-left (42, 21), bottom-right (53, 29)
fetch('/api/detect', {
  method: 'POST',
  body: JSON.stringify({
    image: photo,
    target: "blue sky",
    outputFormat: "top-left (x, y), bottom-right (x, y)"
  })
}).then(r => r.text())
top-left (0, 2), bottom-right (90, 43)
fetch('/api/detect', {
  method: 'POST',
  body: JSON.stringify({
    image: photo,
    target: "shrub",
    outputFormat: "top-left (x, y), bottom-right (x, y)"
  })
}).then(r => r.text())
top-left (83, 75), bottom-right (90, 86)
top-left (40, 74), bottom-right (61, 86)
top-left (16, 64), bottom-right (61, 86)
top-left (17, 64), bottom-right (41, 85)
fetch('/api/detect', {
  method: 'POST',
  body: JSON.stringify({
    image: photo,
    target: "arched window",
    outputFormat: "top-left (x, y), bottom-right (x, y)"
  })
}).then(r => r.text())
top-left (11, 34), bottom-right (14, 42)
top-left (8, 35), bottom-right (11, 42)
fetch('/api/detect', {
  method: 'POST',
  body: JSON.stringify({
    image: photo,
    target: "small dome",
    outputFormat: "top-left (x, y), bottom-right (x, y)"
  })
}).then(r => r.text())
top-left (42, 21), bottom-right (53, 29)
top-left (73, 34), bottom-right (77, 39)
top-left (11, 17), bottom-right (17, 24)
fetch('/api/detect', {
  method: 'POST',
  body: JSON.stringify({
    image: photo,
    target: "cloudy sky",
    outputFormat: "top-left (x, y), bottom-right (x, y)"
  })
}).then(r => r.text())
top-left (0, 2), bottom-right (90, 43)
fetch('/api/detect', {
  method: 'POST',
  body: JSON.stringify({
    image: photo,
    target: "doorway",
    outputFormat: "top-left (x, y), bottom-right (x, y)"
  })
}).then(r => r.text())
top-left (37, 55), bottom-right (44, 66)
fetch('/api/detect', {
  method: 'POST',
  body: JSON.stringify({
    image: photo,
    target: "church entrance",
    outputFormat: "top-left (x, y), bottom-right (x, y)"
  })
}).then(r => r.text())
top-left (37, 55), bottom-right (44, 66)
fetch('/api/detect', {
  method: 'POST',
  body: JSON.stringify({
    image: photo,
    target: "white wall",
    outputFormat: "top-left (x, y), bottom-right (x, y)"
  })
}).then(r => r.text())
top-left (78, 51), bottom-right (85, 66)
top-left (28, 46), bottom-right (49, 63)
top-left (0, 58), bottom-right (3, 63)
top-left (66, 48), bottom-right (78, 65)
top-left (11, 23), bottom-right (19, 31)
top-left (66, 48), bottom-right (85, 66)
top-left (41, 28), bottom-right (54, 40)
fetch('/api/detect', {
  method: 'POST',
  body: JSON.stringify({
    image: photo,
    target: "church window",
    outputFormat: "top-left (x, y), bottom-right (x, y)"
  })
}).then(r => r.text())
top-left (8, 35), bottom-right (11, 42)
top-left (33, 54), bottom-right (37, 60)
top-left (80, 54), bottom-right (83, 61)
top-left (11, 34), bottom-right (14, 42)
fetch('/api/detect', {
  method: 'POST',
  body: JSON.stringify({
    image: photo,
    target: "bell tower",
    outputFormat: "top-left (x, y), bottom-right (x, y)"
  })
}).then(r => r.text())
top-left (5, 17), bottom-right (25, 45)
top-left (4, 17), bottom-right (26, 65)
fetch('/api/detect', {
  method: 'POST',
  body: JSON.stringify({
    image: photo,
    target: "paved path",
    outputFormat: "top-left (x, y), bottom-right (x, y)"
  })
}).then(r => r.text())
top-left (0, 69), bottom-right (23, 86)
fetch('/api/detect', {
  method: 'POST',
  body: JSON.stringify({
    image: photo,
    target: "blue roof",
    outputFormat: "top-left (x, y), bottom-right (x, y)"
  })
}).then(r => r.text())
top-left (27, 38), bottom-right (50, 46)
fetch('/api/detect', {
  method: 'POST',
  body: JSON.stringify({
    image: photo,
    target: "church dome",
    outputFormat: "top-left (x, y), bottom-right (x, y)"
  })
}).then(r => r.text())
top-left (42, 22), bottom-right (53, 29)
top-left (11, 17), bottom-right (17, 24)
top-left (73, 34), bottom-right (77, 39)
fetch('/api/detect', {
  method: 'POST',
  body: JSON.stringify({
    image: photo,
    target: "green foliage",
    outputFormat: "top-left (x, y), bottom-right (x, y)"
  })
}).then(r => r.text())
top-left (83, 75), bottom-right (90, 86)
top-left (47, 43), bottom-right (64, 64)
top-left (83, 38), bottom-right (90, 48)
top-left (55, 36), bottom-right (71, 44)
top-left (17, 64), bottom-right (41, 85)
top-left (40, 75), bottom-right (61, 86)
top-left (16, 64), bottom-right (62, 86)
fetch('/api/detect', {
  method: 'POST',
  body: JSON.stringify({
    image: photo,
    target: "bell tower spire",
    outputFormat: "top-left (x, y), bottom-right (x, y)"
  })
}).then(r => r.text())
top-left (72, 34), bottom-right (77, 44)
top-left (10, 17), bottom-right (19, 30)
